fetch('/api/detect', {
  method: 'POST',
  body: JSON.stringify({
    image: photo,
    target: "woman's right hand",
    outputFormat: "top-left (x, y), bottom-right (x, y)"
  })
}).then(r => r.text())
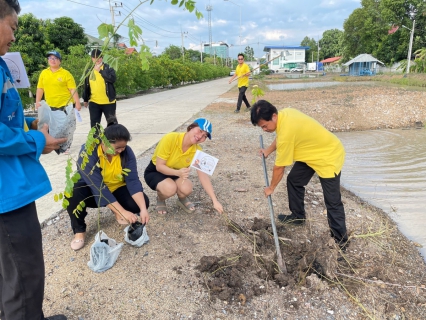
top-left (122, 210), bottom-right (139, 224)
top-left (178, 167), bottom-right (190, 180)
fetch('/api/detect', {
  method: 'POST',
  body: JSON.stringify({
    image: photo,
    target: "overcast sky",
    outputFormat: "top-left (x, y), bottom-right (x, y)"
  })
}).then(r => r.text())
top-left (19, 0), bottom-right (361, 58)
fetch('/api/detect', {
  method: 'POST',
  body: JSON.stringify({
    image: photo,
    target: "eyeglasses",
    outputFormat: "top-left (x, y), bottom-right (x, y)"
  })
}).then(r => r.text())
top-left (48, 57), bottom-right (59, 61)
top-left (238, 58), bottom-right (244, 60)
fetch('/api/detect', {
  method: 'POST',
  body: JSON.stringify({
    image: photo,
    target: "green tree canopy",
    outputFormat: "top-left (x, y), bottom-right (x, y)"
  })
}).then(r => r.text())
top-left (10, 13), bottom-right (52, 75)
top-left (45, 17), bottom-right (88, 54)
top-left (162, 45), bottom-right (183, 60)
top-left (300, 36), bottom-right (318, 62)
top-left (320, 29), bottom-right (343, 59)
top-left (244, 46), bottom-right (254, 61)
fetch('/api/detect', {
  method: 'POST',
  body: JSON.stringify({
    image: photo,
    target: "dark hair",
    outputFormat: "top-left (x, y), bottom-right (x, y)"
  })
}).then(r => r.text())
top-left (187, 122), bottom-right (200, 132)
top-left (0, 0), bottom-right (21, 19)
top-left (104, 117), bottom-right (131, 143)
top-left (91, 48), bottom-right (102, 58)
top-left (250, 100), bottom-right (278, 125)
top-left (238, 53), bottom-right (244, 59)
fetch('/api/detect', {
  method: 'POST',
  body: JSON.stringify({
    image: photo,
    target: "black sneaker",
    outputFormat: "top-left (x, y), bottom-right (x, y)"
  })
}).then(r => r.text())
top-left (335, 239), bottom-right (350, 252)
top-left (44, 315), bottom-right (67, 320)
top-left (277, 213), bottom-right (305, 225)
top-left (234, 109), bottom-right (240, 113)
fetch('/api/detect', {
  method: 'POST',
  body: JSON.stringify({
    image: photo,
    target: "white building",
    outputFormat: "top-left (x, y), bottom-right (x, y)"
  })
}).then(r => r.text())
top-left (263, 46), bottom-right (310, 72)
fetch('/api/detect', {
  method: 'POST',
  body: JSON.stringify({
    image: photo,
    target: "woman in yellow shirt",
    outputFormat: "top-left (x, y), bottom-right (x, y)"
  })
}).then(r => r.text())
top-left (67, 118), bottom-right (149, 250)
top-left (144, 118), bottom-right (223, 215)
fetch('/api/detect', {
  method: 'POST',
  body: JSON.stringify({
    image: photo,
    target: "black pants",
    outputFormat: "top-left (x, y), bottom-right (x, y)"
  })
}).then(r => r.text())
top-left (287, 161), bottom-right (348, 243)
top-left (88, 101), bottom-right (116, 129)
top-left (236, 86), bottom-right (251, 110)
top-left (0, 202), bottom-right (45, 320)
top-left (67, 180), bottom-right (150, 234)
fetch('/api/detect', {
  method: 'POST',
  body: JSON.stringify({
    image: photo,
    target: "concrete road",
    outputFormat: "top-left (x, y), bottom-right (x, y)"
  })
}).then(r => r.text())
top-left (37, 78), bottom-right (234, 223)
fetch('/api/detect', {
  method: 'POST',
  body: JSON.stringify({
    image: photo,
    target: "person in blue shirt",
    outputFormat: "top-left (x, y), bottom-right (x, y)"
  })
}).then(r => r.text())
top-left (0, 1), bottom-right (67, 319)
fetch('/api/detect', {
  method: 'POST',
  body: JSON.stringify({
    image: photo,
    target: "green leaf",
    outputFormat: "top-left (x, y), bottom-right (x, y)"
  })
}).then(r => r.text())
top-left (59, 193), bottom-right (63, 200)
top-left (63, 198), bottom-right (69, 208)
top-left (123, 168), bottom-right (131, 173)
top-left (171, 0), bottom-right (178, 5)
top-left (54, 194), bottom-right (59, 202)
top-left (98, 23), bottom-right (114, 40)
top-left (128, 19), bottom-right (143, 47)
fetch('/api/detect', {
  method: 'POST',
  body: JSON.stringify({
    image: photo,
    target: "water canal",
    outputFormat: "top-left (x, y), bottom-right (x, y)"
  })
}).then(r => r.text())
top-left (336, 128), bottom-right (426, 258)
top-left (267, 80), bottom-right (426, 259)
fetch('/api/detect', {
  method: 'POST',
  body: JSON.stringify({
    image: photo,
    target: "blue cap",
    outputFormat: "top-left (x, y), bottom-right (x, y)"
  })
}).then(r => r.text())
top-left (46, 51), bottom-right (62, 60)
top-left (194, 118), bottom-right (212, 139)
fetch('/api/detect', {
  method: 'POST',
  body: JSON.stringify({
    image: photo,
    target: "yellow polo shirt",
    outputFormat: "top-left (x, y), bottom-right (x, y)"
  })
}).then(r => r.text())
top-left (89, 65), bottom-right (116, 104)
top-left (275, 108), bottom-right (345, 178)
top-left (152, 132), bottom-right (202, 169)
top-left (236, 63), bottom-right (250, 88)
top-left (37, 67), bottom-right (76, 108)
top-left (97, 145), bottom-right (126, 192)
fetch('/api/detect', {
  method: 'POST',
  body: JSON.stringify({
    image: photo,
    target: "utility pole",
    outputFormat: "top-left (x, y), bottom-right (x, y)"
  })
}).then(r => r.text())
top-left (206, 5), bottom-right (213, 56)
top-left (200, 41), bottom-right (203, 63)
top-left (109, 1), bottom-right (123, 28)
top-left (109, 0), bottom-right (115, 27)
top-left (181, 30), bottom-right (188, 62)
top-left (406, 19), bottom-right (415, 75)
top-left (317, 36), bottom-right (320, 71)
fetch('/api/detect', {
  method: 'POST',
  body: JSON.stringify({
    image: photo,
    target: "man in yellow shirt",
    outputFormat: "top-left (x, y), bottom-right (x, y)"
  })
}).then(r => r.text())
top-left (250, 100), bottom-right (349, 249)
top-left (82, 49), bottom-right (117, 129)
top-left (228, 53), bottom-right (251, 113)
top-left (36, 51), bottom-right (81, 111)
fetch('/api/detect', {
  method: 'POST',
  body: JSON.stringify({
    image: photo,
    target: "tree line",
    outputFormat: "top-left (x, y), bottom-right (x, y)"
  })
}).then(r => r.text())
top-left (300, 0), bottom-right (426, 67)
top-left (11, 14), bottom-right (230, 108)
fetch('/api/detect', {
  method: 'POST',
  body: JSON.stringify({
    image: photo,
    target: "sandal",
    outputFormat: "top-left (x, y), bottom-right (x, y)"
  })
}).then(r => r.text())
top-left (156, 197), bottom-right (167, 215)
top-left (70, 238), bottom-right (85, 251)
top-left (177, 197), bottom-right (195, 213)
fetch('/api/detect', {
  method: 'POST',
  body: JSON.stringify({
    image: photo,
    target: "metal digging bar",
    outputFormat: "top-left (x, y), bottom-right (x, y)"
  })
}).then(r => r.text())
top-left (260, 135), bottom-right (287, 274)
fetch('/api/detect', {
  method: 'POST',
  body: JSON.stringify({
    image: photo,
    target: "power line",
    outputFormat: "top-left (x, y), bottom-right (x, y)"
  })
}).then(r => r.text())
top-left (65, 0), bottom-right (109, 10)
top-left (119, 6), bottom-right (181, 39)
top-left (122, 3), bottom-right (180, 34)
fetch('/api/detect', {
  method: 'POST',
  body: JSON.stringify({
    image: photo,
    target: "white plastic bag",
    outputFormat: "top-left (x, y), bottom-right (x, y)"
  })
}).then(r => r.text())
top-left (124, 223), bottom-right (149, 247)
top-left (37, 100), bottom-right (76, 154)
top-left (87, 231), bottom-right (123, 273)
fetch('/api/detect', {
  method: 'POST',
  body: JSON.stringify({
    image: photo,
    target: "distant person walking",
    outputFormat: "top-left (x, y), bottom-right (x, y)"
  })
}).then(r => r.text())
top-left (0, 1), bottom-right (68, 319)
top-left (35, 50), bottom-right (82, 111)
top-left (228, 53), bottom-right (251, 113)
top-left (82, 49), bottom-right (117, 129)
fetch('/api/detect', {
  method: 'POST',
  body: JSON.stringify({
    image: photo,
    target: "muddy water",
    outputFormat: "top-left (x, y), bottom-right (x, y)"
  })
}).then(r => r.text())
top-left (335, 128), bottom-right (426, 258)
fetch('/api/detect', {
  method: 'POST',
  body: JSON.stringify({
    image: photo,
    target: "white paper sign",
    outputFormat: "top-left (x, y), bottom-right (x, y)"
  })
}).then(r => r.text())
top-left (2, 52), bottom-right (30, 88)
top-left (190, 150), bottom-right (219, 176)
top-left (74, 109), bottom-right (82, 122)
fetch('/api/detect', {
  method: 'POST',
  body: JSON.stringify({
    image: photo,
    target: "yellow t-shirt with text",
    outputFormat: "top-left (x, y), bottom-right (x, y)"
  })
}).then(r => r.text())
top-left (275, 108), bottom-right (345, 178)
top-left (152, 132), bottom-right (202, 169)
top-left (236, 63), bottom-right (250, 88)
top-left (37, 67), bottom-right (76, 108)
